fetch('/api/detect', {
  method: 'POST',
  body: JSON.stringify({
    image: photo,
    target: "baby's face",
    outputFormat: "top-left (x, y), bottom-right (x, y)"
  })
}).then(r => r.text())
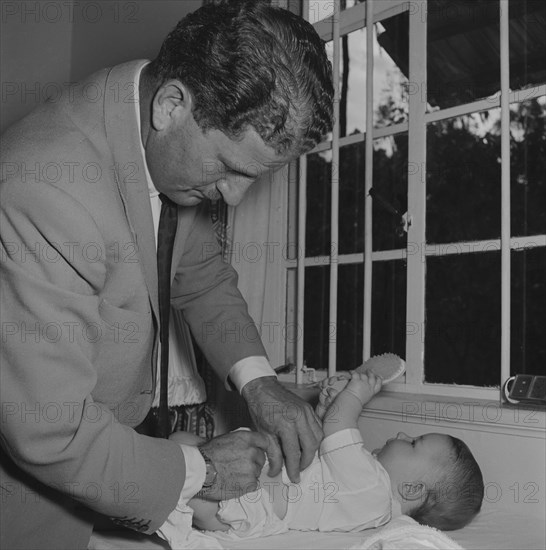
top-left (373, 432), bottom-right (452, 488)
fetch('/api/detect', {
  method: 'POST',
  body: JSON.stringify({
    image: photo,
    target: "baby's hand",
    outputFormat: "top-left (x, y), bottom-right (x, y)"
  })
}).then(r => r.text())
top-left (316, 374), bottom-right (351, 419)
top-left (342, 371), bottom-right (382, 407)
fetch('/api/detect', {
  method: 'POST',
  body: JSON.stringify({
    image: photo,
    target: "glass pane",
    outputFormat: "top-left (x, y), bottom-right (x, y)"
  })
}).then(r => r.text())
top-left (304, 263), bottom-right (367, 372)
top-left (371, 259), bottom-right (407, 359)
top-left (374, 12), bottom-right (409, 128)
top-left (308, 0), bottom-right (364, 24)
top-left (306, 150), bottom-right (332, 257)
top-left (308, 1), bottom-right (335, 24)
top-left (427, 0), bottom-right (500, 110)
top-left (425, 251), bottom-right (501, 387)
top-left (337, 263), bottom-right (364, 369)
top-left (339, 141), bottom-right (365, 255)
top-left (372, 134), bottom-right (408, 251)
top-left (340, 29), bottom-right (366, 136)
top-left (326, 12), bottom-right (409, 138)
top-left (426, 109), bottom-right (501, 244)
top-left (511, 97), bottom-right (546, 237)
top-left (509, 0), bottom-right (546, 92)
top-left (304, 266), bottom-right (329, 371)
top-left (511, 246), bottom-right (546, 376)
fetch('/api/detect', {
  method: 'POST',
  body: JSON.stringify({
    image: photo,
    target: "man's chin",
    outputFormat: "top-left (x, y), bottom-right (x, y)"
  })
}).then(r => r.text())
top-left (176, 196), bottom-right (204, 206)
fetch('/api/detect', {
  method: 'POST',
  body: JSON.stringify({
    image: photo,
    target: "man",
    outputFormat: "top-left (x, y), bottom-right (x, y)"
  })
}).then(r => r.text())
top-left (0, 1), bottom-right (333, 549)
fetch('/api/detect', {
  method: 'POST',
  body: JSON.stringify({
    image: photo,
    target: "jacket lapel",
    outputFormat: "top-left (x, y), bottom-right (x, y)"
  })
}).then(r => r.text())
top-left (103, 60), bottom-right (159, 320)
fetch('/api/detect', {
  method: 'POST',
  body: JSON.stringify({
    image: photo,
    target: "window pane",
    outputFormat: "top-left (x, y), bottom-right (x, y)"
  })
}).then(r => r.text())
top-left (372, 134), bottom-right (408, 251)
top-left (327, 30), bottom-right (368, 137)
top-left (509, 0), bottom-right (546, 92)
top-left (371, 259), bottom-right (407, 359)
top-left (425, 251), bottom-right (501, 387)
top-left (308, 0), bottom-right (335, 24)
top-left (326, 12), bottom-right (409, 138)
top-left (339, 141), bottom-right (365, 255)
top-left (426, 109), bottom-right (501, 244)
top-left (304, 266), bottom-right (329, 371)
top-left (427, 0), bottom-right (500, 110)
top-left (374, 12), bottom-right (409, 128)
top-left (511, 97), bottom-right (546, 237)
top-left (304, 263), bottom-right (368, 372)
top-left (308, 0), bottom-right (364, 24)
top-left (306, 150), bottom-right (332, 257)
top-left (337, 263), bottom-right (364, 369)
top-left (511, 246), bottom-right (546, 376)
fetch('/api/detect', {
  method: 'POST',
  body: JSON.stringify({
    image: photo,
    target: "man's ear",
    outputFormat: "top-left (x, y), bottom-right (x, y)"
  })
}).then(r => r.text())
top-left (151, 80), bottom-right (193, 131)
top-left (398, 481), bottom-right (426, 502)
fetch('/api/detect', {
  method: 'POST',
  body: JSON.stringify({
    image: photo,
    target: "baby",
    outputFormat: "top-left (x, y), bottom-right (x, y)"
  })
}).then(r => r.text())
top-left (187, 372), bottom-right (484, 538)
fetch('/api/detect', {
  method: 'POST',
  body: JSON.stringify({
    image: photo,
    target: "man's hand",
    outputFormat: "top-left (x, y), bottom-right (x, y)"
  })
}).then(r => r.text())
top-left (241, 376), bottom-right (323, 483)
top-left (197, 430), bottom-right (268, 501)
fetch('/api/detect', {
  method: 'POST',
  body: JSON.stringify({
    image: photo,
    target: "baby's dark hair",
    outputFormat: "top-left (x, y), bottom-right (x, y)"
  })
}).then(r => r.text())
top-left (409, 436), bottom-right (484, 531)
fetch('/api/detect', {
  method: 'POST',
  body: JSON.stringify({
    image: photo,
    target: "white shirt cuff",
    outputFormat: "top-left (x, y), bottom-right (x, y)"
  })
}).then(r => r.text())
top-left (156, 444), bottom-right (206, 545)
top-left (226, 356), bottom-right (277, 393)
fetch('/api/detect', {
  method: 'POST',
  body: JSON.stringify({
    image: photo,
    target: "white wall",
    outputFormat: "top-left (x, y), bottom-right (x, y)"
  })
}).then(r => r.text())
top-left (1, 0), bottom-right (201, 133)
top-left (69, 0), bottom-right (202, 82)
top-left (0, 0), bottom-right (73, 132)
top-left (358, 394), bottom-right (546, 522)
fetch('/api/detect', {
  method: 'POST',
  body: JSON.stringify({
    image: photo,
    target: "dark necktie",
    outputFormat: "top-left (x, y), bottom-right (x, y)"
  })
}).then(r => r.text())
top-left (156, 193), bottom-right (178, 438)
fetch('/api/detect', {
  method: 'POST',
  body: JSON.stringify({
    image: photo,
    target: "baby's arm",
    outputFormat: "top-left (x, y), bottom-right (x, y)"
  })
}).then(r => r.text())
top-left (189, 498), bottom-right (230, 532)
top-left (323, 371), bottom-right (382, 437)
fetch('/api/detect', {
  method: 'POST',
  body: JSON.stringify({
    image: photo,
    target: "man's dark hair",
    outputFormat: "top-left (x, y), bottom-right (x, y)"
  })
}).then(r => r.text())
top-left (148, 0), bottom-right (333, 155)
top-left (409, 436), bottom-right (484, 531)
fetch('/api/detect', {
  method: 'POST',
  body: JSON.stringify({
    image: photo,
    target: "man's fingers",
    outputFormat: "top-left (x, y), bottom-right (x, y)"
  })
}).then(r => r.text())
top-left (298, 432), bottom-right (318, 472)
top-left (279, 431), bottom-right (302, 483)
top-left (264, 433), bottom-right (283, 477)
top-left (246, 430), bottom-right (271, 451)
top-left (299, 409), bottom-right (323, 471)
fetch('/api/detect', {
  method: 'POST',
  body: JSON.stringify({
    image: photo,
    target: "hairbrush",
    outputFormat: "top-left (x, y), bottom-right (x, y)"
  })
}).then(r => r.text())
top-left (355, 353), bottom-right (406, 383)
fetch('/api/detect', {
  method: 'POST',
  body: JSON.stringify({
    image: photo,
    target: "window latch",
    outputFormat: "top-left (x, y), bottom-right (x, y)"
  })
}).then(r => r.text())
top-left (369, 187), bottom-right (411, 235)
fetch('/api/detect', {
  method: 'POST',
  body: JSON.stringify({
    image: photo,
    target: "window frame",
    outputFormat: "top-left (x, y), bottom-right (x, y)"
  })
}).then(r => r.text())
top-left (278, 0), bottom-right (546, 402)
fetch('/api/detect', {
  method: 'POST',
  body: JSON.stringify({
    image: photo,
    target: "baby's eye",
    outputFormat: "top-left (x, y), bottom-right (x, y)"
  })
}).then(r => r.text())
top-left (411, 439), bottom-right (416, 447)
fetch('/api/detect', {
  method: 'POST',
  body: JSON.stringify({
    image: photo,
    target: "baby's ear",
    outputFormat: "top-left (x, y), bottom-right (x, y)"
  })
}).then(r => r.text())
top-left (398, 481), bottom-right (426, 502)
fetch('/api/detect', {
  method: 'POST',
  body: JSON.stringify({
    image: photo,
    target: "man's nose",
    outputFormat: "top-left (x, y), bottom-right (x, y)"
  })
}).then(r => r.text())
top-left (216, 178), bottom-right (253, 206)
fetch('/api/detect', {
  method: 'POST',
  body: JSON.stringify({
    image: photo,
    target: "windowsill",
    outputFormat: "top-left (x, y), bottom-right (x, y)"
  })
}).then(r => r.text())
top-left (279, 378), bottom-right (546, 437)
top-left (364, 391), bottom-right (546, 435)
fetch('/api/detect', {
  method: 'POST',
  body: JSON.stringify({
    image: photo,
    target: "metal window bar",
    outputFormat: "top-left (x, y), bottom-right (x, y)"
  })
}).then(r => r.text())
top-left (500, 0), bottom-right (511, 387)
top-left (405, 0), bottom-right (427, 387)
top-left (296, 154), bottom-right (307, 384)
top-left (328, 0), bottom-right (341, 377)
top-left (363, 0), bottom-right (374, 362)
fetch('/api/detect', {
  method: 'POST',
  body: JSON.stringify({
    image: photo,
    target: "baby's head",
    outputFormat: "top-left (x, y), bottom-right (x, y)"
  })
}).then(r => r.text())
top-left (374, 432), bottom-right (484, 530)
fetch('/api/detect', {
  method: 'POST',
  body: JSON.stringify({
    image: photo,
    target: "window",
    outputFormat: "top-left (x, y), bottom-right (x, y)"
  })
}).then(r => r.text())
top-left (283, 0), bottom-right (545, 398)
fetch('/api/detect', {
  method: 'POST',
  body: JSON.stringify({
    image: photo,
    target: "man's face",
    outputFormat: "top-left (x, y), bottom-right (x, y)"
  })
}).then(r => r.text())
top-left (145, 109), bottom-right (293, 207)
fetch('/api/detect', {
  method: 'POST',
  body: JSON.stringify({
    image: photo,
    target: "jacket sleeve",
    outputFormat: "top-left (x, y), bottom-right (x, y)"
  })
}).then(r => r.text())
top-left (170, 203), bottom-right (267, 383)
top-left (0, 180), bottom-right (184, 533)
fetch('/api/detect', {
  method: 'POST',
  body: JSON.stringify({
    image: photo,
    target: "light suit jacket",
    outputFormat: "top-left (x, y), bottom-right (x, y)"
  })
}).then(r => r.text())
top-left (0, 60), bottom-right (266, 550)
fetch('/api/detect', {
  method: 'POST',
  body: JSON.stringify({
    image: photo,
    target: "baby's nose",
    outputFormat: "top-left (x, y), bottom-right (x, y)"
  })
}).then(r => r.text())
top-left (396, 432), bottom-right (411, 441)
